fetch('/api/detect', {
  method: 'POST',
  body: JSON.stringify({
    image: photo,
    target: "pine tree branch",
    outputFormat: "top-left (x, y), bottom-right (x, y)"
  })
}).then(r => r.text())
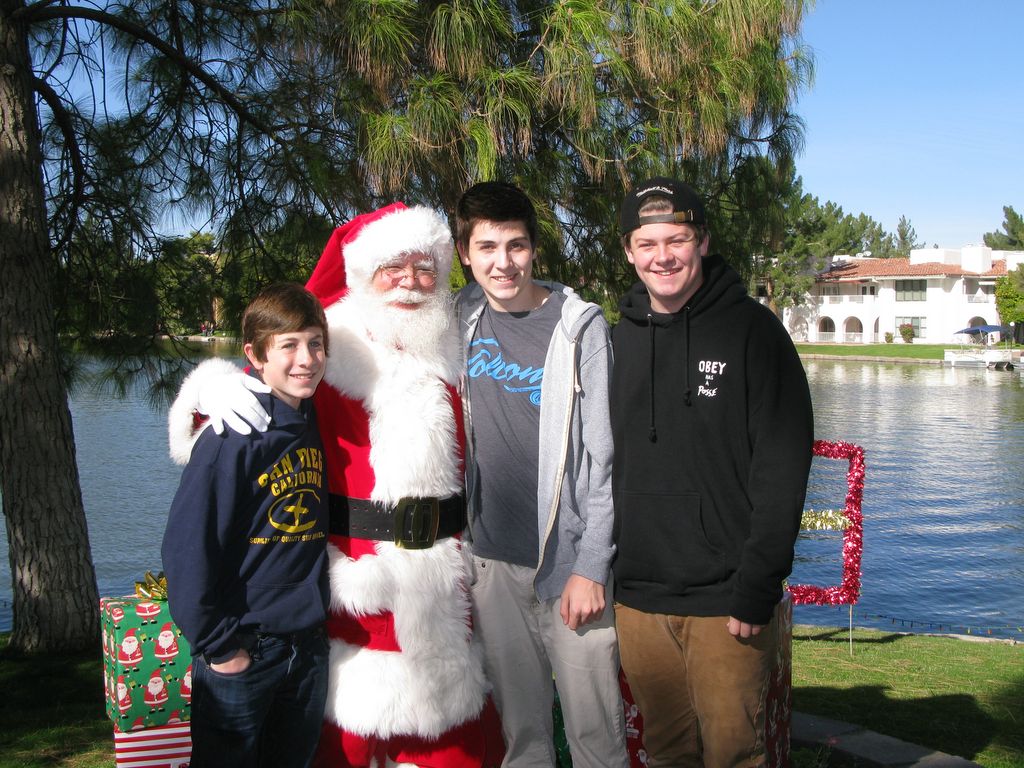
top-left (33, 74), bottom-right (84, 255)
top-left (21, 3), bottom-right (281, 141)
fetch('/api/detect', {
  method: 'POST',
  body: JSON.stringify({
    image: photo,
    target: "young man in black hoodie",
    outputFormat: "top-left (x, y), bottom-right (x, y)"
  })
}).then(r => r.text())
top-left (610, 177), bottom-right (813, 767)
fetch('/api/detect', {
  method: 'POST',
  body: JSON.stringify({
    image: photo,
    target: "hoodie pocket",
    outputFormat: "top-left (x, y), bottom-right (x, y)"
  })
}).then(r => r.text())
top-left (246, 579), bottom-right (325, 631)
top-left (615, 490), bottom-right (730, 591)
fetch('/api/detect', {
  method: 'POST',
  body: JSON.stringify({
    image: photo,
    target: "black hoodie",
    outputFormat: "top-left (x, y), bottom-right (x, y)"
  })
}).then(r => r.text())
top-left (611, 254), bottom-right (813, 625)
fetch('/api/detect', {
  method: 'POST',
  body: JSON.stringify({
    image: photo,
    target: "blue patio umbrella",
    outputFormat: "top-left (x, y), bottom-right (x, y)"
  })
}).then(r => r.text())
top-left (954, 325), bottom-right (1011, 335)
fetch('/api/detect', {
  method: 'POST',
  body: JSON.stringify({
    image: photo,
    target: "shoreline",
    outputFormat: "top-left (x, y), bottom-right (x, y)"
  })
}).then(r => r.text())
top-left (171, 334), bottom-right (1010, 370)
top-left (799, 353), bottom-right (944, 365)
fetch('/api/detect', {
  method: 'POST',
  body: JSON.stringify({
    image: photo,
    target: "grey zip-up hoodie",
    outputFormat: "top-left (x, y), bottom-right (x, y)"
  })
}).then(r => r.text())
top-left (458, 282), bottom-right (617, 602)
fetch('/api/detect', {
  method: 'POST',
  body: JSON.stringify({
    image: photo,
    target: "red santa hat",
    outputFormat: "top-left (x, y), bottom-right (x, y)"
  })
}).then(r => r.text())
top-left (160, 622), bottom-right (173, 634)
top-left (305, 202), bottom-right (454, 309)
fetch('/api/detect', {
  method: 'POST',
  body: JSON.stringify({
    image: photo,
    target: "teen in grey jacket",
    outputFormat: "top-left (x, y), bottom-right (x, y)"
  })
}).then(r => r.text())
top-left (458, 281), bottom-right (617, 602)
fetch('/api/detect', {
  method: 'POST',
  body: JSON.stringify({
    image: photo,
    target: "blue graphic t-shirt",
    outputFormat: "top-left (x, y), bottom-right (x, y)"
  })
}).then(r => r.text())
top-left (467, 290), bottom-right (564, 567)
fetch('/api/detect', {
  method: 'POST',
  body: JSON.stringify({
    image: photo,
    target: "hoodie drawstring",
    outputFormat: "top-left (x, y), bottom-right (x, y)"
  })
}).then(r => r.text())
top-left (646, 306), bottom-right (693, 442)
top-left (647, 315), bottom-right (657, 442)
top-left (682, 306), bottom-right (692, 407)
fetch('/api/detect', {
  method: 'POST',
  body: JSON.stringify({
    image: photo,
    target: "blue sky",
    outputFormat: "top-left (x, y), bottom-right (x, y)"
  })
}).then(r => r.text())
top-left (795, 0), bottom-right (1024, 249)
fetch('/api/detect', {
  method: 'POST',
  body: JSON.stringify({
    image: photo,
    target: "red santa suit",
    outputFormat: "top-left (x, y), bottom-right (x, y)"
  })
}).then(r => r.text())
top-left (179, 665), bottom-right (192, 704)
top-left (307, 205), bottom-right (492, 768)
top-left (144, 669), bottom-right (169, 710)
top-left (135, 601), bottom-right (160, 623)
top-left (118, 629), bottom-right (143, 670)
top-left (168, 204), bottom-right (497, 768)
top-left (154, 623), bottom-right (180, 664)
top-left (116, 676), bottom-right (132, 716)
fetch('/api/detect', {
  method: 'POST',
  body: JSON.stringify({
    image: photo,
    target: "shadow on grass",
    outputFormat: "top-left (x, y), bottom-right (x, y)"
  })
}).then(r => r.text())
top-left (988, 674), bottom-right (1024, 761)
top-left (0, 642), bottom-right (112, 768)
top-left (795, 684), bottom-right (996, 761)
top-left (793, 627), bottom-right (907, 645)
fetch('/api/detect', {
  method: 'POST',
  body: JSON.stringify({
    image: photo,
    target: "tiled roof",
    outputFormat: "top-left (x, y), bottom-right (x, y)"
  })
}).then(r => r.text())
top-left (819, 258), bottom-right (1007, 282)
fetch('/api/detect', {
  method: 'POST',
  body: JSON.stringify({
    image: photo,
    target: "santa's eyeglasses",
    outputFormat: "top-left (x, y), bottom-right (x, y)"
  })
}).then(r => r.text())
top-left (378, 264), bottom-right (438, 287)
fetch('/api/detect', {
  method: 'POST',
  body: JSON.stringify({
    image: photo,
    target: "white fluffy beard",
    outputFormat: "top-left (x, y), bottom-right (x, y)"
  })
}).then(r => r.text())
top-left (345, 286), bottom-right (453, 355)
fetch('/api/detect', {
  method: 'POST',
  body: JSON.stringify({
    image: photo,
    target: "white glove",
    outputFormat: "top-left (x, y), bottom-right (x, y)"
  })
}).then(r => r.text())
top-left (197, 373), bottom-right (273, 435)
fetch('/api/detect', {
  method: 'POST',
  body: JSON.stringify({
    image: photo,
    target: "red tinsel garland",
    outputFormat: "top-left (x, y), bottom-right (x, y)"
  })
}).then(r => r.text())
top-left (787, 439), bottom-right (865, 606)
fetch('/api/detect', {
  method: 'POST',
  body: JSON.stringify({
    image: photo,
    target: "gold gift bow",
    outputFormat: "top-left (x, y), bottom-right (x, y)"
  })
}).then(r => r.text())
top-left (134, 571), bottom-right (168, 601)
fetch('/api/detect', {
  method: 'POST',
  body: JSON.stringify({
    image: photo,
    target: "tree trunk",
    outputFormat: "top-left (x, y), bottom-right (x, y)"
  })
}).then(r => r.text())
top-left (1, 0), bottom-right (99, 652)
top-left (765, 278), bottom-right (781, 318)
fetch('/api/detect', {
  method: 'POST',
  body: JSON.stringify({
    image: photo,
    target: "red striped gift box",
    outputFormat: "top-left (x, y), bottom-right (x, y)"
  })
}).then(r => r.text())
top-left (113, 721), bottom-right (192, 768)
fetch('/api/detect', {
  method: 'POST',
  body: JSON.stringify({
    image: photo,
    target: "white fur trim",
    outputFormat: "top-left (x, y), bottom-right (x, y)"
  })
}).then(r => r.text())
top-left (167, 358), bottom-right (241, 464)
top-left (323, 539), bottom-right (488, 738)
top-left (343, 206), bottom-right (453, 287)
top-left (321, 301), bottom-right (464, 503)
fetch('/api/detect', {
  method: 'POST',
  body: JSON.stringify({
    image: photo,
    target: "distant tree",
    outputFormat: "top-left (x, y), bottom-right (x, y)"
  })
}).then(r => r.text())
top-left (894, 215), bottom-right (920, 257)
top-left (983, 206), bottom-right (1024, 250)
top-left (852, 213), bottom-right (895, 258)
top-left (995, 265), bottom-right (1024, 325)
top-left (215, 212), bottom-right (334, 334)
top-left (788, 199), bottom-right (893, 261)
top-left (153, 234), bottom-right (220, 336)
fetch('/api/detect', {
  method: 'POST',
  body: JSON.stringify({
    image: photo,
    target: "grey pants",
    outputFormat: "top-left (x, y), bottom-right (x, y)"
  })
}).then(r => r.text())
top-left (470, 557), bottom-right (630, 768)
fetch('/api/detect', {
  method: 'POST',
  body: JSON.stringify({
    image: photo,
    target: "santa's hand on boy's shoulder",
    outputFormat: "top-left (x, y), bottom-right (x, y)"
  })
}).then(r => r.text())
top-left (198, 371), bottom-right (272, 435)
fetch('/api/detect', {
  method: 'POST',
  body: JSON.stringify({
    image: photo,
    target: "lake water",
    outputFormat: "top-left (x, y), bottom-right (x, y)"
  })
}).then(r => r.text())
top-left (1, 358), bottom-right (1022, 639)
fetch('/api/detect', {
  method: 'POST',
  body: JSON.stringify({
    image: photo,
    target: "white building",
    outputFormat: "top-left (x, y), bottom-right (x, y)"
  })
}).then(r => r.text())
top-left (781, 245), bottom-right (1024, 344)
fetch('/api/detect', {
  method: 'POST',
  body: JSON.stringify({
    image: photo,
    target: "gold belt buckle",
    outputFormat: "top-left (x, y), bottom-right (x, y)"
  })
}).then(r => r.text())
top-left (393, 497), bottom-right (440, 549)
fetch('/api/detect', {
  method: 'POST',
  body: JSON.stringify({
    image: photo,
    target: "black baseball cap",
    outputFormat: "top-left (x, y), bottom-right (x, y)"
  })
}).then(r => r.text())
top-left (619, 176), bottom-right (706, 236)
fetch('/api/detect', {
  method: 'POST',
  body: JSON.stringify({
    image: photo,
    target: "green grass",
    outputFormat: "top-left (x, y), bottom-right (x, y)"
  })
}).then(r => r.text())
top-left (796, 343), bottom-right (952, 359)
top-left (792, 626), bottom-right (1024, 767)
top-left (1, 628), bottom-right (1020, 767)
top-left (0, 636), bottom-right (112, 768)
top-left (796, 341), bottom-right (1022, 361)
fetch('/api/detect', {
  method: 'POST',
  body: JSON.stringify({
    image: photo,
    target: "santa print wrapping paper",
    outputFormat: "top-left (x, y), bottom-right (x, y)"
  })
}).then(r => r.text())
top-left (113, 722), bottom-right (192, 768)
top-left (574, 594), bottom-right (793, 768)
top-left (100, 596), bottom-right (192, 730)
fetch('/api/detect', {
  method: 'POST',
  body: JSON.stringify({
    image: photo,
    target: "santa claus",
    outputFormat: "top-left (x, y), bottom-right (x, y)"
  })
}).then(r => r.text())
top-left (168, 204), bottom-right (497, 768)
top-left (153, 622), bottom-right (180, 665)
top-left (179, 664), bottom-right (192, 705)
top-left (116, 675), bottom-right (132, 717)
top-left (144, 669), bottom-right (169, 711)
top-left (117, 628), bottom-right (143, 671)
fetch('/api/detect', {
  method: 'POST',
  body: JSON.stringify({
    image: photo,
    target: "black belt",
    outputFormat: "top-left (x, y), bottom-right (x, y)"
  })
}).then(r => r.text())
top-left (329, 494), bottom-right (466, 549)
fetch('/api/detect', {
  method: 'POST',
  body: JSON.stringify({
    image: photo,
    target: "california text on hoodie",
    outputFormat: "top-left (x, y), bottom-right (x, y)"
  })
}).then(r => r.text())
top-left (611, 253), bottom-right (814, 625)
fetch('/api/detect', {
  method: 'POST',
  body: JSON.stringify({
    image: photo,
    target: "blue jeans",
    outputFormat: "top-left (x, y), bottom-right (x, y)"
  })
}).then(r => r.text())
top-left (190, 627), bottom-right (329, 768)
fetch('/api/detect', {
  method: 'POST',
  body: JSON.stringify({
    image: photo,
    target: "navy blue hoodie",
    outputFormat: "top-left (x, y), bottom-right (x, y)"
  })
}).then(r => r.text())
top-left (162, 390), bottom-right (329, 662)
top-left (611, 254), bottom-right (814, 625)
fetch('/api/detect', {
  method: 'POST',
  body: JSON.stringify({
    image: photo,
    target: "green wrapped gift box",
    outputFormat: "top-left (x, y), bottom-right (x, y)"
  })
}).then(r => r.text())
top-left (100, 594), bottom-right (192, 729)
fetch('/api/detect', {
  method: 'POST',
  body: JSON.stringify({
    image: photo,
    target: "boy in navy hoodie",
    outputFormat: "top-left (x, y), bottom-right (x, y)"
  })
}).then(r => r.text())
top-left (162, 283), bottom-right (331, 768)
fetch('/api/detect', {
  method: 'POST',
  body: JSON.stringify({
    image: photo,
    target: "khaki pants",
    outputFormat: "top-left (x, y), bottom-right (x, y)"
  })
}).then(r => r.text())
top-left (615, 603), bottom-right (776, 768)
top-left (470, 557), bottom-right (630, 768)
